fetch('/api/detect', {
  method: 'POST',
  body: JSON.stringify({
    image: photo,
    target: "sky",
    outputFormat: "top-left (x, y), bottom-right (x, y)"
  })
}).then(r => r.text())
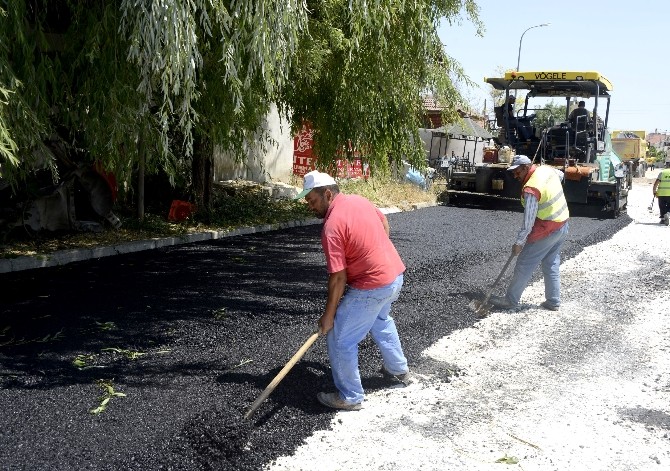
top-left (438, 1), bottom-right (668, 134)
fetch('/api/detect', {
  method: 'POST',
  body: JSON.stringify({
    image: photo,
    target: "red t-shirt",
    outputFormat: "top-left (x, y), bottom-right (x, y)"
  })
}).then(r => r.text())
top-left (322, 193), bottom-right (406, 289)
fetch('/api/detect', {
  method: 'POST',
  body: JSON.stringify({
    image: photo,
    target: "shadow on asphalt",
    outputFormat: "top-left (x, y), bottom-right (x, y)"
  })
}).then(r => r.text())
top-left (0, 228), bottom-right (326, 389)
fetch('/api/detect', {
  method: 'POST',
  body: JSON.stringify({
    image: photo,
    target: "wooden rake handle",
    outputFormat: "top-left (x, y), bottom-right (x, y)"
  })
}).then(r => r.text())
top-left (244, 331), bottom-right (321, 421)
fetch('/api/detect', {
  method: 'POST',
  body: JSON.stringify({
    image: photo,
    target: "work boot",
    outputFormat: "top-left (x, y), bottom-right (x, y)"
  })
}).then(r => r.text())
top-left (664, 213), bottom-right (670, 226)
top-left (488, 295), bottom-right (515, 309)
top-left (380, 365), bottom-right (414, 386)
top-left (316, 392), bottom-right (362, 411)
top-left (540, 301), bottom-right (560, 311)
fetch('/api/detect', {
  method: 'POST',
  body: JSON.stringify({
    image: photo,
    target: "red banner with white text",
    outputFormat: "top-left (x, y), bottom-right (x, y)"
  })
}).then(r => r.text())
top-left (292, 124), bottom-right (369, 179)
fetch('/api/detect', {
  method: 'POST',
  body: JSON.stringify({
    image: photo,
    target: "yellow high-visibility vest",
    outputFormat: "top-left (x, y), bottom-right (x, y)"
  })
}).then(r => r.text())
top-left (521, 166), bottom-right (569, 222)
top-left (657, 169), bottom-right (670, 197)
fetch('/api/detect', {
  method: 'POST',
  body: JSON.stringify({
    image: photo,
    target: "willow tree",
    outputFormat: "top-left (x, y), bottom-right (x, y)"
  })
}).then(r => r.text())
top-left (281, 0), bottom-right (483, 174)
top-left (119, 1), bottom-right (308, 210)
top-left (1, 1), bottom-right (162, 191)
top-left (0, 0), bottom-right (481, 214)
top-left (0, 1), bottom-right (307, 212)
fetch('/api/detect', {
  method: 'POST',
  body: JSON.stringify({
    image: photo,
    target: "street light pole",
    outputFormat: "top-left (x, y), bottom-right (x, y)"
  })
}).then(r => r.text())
top-left (516, 23), bottom-right (550, 71)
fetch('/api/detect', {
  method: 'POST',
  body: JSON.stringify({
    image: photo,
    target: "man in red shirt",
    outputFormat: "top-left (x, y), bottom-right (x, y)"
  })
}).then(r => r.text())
top-left (296, 170), bottom-right (411, 410)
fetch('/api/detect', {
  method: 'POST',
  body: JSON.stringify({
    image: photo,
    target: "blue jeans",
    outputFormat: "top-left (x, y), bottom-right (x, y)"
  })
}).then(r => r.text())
top-left (658, 196), bottom-right (670, 217)
top-left (326, 274), bottom-right (408, 404)
top-left (505, 222), bottom-right (569, 307)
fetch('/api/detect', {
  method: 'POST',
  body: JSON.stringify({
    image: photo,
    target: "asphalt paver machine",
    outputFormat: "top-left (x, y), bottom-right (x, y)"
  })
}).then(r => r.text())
top-left (445, 71), bottom-right (630, 217)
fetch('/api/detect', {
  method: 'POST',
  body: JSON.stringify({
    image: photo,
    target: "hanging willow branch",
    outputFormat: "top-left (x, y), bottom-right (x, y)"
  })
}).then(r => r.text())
top-left (0, 0), bottom-right (481, 189)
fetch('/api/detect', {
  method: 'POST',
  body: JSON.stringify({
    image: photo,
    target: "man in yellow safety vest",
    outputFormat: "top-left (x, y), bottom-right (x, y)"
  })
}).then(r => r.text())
top-left (653, 162), bottom-right (670, 226)
top-left (489, 155), bottom-right (570, 311)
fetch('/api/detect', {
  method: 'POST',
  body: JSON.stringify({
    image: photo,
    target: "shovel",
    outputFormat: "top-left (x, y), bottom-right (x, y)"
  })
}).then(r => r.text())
top-left (469, 253), bottom-right (516, 316)
top-left (244, 331), bottom-right (320, 421)
top-left (648, 196), bottom-right (655, 212)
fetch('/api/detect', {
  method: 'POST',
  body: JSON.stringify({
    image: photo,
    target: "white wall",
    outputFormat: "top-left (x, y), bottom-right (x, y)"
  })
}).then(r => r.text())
top-left (213, 104), bottom-right (295, 184)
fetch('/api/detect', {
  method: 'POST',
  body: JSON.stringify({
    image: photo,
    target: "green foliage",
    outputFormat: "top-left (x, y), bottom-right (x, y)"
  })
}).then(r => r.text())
top-left (0, 83), bottom-right (19, 167)
top-left (90, 379), bottom-right (126, 415)
top-left (282, 1), bottom-right (482, 172)
top-left (1, 0), bottom-right (481, 202)
top-left (0, 0), bottom-right (308, 189)
top-left (120, 213), bottom-right (190, 236)
top-left (0, 325), bottom-right (65, 347)
top-left (495, 454), bottom-right (519, 464)
top-left (212, 307), bottom-right (228, 320)
top-left (0, 1), bottom-right (52, 185)
top-left (647, 145), bottom-right (666, 161)
top-left (73, 353), bottom-right (97, 369)
top-left (119, 0), bottom-right (308, 168)
top-left (487, 65), bottom-right (512, 109)
top-left (198, 188), bottom-right (313, 228)
top-left (1, 1), bottom-right (153, 186)
top-left (533, 100), bottom-right (566, 129)
top-left (95, 321), bottom-right (117, 332)
top-left (101, 347), bottom-right (146, 360)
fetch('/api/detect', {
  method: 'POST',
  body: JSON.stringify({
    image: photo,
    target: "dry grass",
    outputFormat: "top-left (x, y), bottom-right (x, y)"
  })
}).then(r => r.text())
top-left (1, 177), bottom-right (443, 259)
top-left (0, 218), bottom-right (204, 259)
top-left (339, 176), bottom-right (441, 210)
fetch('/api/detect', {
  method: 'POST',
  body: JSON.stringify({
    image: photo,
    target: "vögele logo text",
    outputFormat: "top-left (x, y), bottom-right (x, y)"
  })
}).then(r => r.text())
top-left (534, 72), bottom-right (567, 80)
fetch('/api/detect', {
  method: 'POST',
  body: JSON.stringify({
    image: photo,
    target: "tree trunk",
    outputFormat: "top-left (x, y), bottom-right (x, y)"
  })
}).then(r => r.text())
top-left (192, 137), bottom-right (213, 212)
top-left (137, 137), bottom-right (145, 221)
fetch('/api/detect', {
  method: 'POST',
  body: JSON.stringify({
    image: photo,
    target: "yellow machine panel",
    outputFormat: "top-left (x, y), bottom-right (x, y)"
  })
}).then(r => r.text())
top-left (485, 71), bottom-right (613, 97)
top-left (504, 70), bottom-right (612, 88)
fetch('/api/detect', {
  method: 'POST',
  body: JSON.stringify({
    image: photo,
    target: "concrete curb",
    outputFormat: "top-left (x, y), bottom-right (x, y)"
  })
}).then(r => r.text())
top-left (0, 217), bottom-right (323, 274)
top-left (0, 202), bottom-right (439, 274)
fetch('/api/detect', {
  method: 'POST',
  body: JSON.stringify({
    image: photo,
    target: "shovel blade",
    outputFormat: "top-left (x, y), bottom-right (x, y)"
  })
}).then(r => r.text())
top-left (468, 299), bottom-right (491, 316)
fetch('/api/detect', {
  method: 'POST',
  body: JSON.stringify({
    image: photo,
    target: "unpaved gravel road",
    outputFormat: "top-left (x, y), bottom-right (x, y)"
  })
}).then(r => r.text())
top-left (0, 171), bottom-right (666, 470)
top-left (268, 171), bottom-right (670, 471)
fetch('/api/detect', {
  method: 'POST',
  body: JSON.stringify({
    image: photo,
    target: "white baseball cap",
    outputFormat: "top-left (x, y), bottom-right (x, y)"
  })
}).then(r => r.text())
top-left (295, 170), bottom-right (337, 199)
top-left (507, 155), bottom-right (532, 170)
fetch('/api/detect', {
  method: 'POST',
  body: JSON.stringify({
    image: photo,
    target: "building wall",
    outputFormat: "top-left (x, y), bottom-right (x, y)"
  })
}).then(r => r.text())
top-left (213, 104), bottom-right (296, 184)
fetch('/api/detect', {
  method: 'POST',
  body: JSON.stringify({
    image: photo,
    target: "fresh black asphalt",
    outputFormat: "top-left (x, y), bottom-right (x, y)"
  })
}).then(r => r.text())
top-left (0, 205), bottom-right (630, 470)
